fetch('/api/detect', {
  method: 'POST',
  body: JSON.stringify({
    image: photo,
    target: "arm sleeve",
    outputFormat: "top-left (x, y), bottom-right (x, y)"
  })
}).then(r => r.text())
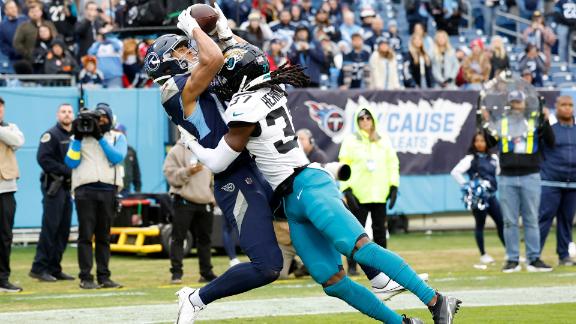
top-left (0, 124), bottom-right (25, 149)
top-left (37, 134), bottom-right (72, 176)
top-left (450, 155), bottom-right (473, 186)
top-left (98, 134), bottom-right (128, 165)
top-left (65, 139), bottom-right (82, 169)
top-left (186, 137), bottom-right (240, 174)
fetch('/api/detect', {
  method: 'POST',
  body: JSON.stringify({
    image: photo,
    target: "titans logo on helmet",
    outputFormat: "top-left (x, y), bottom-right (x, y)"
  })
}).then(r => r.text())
top-left (144, 52), bottom-right (161, 72)
top-left (305, 100), bottom-right (346, 137)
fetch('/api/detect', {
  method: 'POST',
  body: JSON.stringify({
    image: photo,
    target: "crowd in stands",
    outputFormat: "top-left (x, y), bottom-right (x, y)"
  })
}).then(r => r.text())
top-left (0, 0), bottom-right (575, 89)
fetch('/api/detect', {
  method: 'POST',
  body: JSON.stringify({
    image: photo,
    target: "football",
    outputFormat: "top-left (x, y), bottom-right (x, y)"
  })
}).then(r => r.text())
top-left (189, 4), bottom-right (219, 34)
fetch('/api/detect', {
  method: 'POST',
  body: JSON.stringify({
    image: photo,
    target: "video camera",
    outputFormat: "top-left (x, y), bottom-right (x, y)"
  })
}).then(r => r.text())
top-left (323, 162), bottom-right (351, 181)
top-left (73, 108), bottom-right (103, 135)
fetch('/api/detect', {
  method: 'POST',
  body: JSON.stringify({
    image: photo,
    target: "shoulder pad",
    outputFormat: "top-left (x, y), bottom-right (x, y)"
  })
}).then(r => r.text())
top-left (225, 88), bottom-right (287, 124)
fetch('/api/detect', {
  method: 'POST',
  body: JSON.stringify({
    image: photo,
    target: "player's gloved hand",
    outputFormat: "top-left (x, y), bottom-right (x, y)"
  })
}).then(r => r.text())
top-left (178, 125), bottom-right (197, 150)
top-left (342, 188), bottom-right (360, 212)
top-left (177, 7), bottom-right (201, 39)
top-left (211, 2), bottom-right (233, 40)
top-left (387, 185), bottom-right (398, 209)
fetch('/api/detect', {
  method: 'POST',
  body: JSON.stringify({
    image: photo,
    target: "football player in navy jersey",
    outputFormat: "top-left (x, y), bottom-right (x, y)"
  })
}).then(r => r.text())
top-left (177, 8), bottom-right (461, 324)
top-left (145, 6), bottom-right (284, 324)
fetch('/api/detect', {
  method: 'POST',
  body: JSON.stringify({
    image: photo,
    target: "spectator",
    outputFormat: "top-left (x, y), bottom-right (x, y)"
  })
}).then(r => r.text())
top-left (455, 45), bottom-right (471, 87)
top-left (0, 96), bottom-right (25, 293)
top-left (554, 0), bottom-right (576, 62)
top-left (43, 38), bottom-right (78, 74)
top-left (339, 107), bottom-right (399, 276)
top-left (12, 1), bottom-right (57, 63)
top-left (220, 0), bottom-right (251, 26)
top-left (29, 103), bottom-right (75, 283)
top-left (269, 9), bottom-right (296, 45)
top-left (312, 8), bottom-right (341, 43)
top-left (114, 124), bottom-right (141, 195)
top-left (121, 38), bottom-right (148, 88)
top-left (296, 128), bottom-right (328, 163)
top-left (431, 30), bottom-right (459, 89)
top-left (299, 0), bottom-right (316, 23)
top-left (488, 36), bottom-right (510, 79)
top-left (363, 15), bottom-right (385, 51)
top-left (518, 43), bottom-right (546, 87)
top-left (163, 140), bottom-right (217, 284)
top-left (74, 1), bottom-right (104, 59)
top-left (412, 23), bottom-right (434, 54)
top-left (290, 4), bottom-right (309, 28)
top-left (483, 91), bottom-right (555, 273)
top-left (265, 38), bottom-right (289, 72)
top-left (405, 0), bottom-right (427, 34)
top-left (288, 25), bottom-right (326, 87)
top-left (522, 11), bottom-right (556, 70)
top-left (403, 34), bottom-right (433, 88)
top-left (78, 54), bottom-right (103, 88)
top-left (462, 39), bottom-right (490, 90)
top-left (429, 0), bottom-right (460, 35)
top-left (521, 68), bottom-right (534, 84)
top-left (482, 0), bottom-right (500, 36)
top-left (383, 20), bottom-right (402, 53)
top-left (318, 33), bottom-right (341, 88)
top-left (339, 10), bottom-right (362, 46)
top-left (339, 33), bottom-right (371, 89)
top-left (0, 0), bottom-right (28, 72)
top-left (31, 24), bottom-right (55, 73)
top-left (451, 131), bottom-right (505, 265)
top-left (538, 96), bottom-right (576, 266)
top-left (88, 29), bottom-right (123, 88)
top-left (327, 0), bottom-right (343, 25)
top-left (239, 11), bottom-right (273, 50)
top-left (368, 37), bottom-right (401, 90)
top-left (42, 0), bottom-right (77, 50)
top-left (65, 102), bottom-right (126, 289)
top-left (359, 7), bottom-right (377, 36)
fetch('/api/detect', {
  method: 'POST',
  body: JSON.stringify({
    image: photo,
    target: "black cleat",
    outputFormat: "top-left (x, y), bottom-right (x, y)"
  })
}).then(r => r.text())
top-left (29, 271), bottom-right (57, 282)
top-left (428, 293), bottom-right (461, 324)
top-left (402, 314), bottom-right (424, 323)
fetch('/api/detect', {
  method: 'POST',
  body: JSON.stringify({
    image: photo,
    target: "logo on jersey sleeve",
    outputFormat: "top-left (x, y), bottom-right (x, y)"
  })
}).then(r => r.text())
top-left (221, 183), bottom-right (236, 192)
top-left (305, 100), bottom-right (346, 137)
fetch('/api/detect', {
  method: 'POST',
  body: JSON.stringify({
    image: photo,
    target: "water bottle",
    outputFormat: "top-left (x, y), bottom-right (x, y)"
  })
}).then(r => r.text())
top-left (320, 74), bottom-right (329, 90)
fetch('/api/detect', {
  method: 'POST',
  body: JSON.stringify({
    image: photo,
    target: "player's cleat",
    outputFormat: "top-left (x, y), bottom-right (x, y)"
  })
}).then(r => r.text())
top-left (502, 261), bottom-right (521, 273)
top-left (402, 315), bottom-right (424, 324)
top-left (428, 293), bottom-right (461, 324)
top-left (526, 258), bottom-right (553, 272)
top-left (373, 273), bottom-right (429, 301)
top-left (479, 254), bottom-right (495, 264)
top-left (176, 287), bottom-right (204, 324)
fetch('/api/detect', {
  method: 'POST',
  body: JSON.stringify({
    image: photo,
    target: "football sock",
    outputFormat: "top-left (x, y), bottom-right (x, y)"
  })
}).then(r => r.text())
top-left (323, 275), bottom-right (403, 324)
top-left (199, 262), bottom-right (276, 304)
top-left (353, 242), bottom-right (436, 305)
top-left (359, 264), bottom-right (380, 280)
top-left (189, 289), bottom-right (205, 307)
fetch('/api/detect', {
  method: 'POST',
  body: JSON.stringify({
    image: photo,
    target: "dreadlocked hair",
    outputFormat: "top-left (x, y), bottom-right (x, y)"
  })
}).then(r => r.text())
top-left (247, 63), bottom-right (311, 93)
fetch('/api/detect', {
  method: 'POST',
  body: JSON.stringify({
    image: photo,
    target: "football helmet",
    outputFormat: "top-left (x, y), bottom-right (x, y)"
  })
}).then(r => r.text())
top-left (212, 43), bottom-right (270, 101)
top-left (144, 34), bottom-right (198, 84)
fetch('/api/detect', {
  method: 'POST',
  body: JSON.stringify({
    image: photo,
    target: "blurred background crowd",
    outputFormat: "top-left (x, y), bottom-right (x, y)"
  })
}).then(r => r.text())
top-left (0, 0), bottom-right (575, 89)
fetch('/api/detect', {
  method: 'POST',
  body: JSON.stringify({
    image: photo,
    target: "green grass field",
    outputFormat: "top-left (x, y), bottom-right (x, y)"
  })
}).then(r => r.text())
top-left (1, 230), bottom-right (575, 323)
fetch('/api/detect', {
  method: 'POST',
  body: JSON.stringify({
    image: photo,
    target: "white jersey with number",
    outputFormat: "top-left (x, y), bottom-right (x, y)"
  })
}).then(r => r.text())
top-left (225, 87), bottom-right (309, 190)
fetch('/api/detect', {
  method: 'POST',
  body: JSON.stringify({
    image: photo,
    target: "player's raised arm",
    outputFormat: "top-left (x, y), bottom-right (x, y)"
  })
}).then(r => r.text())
top-left (176, 9), bottom-right (224, 116)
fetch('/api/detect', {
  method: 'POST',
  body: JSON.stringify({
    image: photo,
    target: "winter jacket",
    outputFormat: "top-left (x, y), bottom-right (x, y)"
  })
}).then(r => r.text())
top-left (0, 15), bottom-right (28, 60)
top-left (13, 20), bottom-right (58, 62)
top-left (540, 120), bottom-right (576, 186)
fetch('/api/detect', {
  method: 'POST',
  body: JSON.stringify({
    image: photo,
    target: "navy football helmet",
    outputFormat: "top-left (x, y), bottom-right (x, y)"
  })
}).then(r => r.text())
top-left (212, 43), bottom-right (270, 101)
top-left (144, 34), bottom-right (198, 84)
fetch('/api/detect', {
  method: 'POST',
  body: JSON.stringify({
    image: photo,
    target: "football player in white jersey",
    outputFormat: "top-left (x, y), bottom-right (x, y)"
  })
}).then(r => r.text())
top-left (180, 51), bottom-right (461, 323)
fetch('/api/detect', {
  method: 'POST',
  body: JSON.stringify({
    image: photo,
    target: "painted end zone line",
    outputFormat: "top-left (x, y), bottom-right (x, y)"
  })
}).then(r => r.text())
top-left (0, 286), bottom-right (575, 323)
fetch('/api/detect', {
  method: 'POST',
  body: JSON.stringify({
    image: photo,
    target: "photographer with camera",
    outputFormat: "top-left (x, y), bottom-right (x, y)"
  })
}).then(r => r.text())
top-left (29, 103), bottom-right (75, 283)
top-left (64, 102), bottom-right (126, 289)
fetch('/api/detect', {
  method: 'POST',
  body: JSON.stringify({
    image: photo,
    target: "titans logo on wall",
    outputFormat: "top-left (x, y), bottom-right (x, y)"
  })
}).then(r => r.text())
top-left (305, 100), bottom-right (346, 138)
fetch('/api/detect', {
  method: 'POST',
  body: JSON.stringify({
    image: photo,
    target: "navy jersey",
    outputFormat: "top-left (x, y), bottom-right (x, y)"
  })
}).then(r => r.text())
top-left (160, 73), bottom-right (250, 175)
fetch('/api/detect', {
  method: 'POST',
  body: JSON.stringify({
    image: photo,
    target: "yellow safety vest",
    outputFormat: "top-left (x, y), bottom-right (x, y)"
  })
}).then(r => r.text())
top-left (500, 113), bottom-right (537, 154)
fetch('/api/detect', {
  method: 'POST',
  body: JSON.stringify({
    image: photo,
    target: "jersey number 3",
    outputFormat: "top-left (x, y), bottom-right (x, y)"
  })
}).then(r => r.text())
top-left (265, 107), bottom-right (298, 154)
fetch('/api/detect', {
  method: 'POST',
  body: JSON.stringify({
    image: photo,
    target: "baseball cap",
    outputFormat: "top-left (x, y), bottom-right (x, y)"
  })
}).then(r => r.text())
top-left (508, 90), bottom-right (526, 102)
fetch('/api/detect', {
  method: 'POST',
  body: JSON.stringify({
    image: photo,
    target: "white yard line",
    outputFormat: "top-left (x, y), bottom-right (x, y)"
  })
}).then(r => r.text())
top-left (1, 285), bottom-right (575, 323)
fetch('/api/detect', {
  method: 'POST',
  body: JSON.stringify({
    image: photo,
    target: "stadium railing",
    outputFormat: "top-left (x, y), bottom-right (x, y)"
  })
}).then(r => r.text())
top-left (0, 74), bottom-right (76, 87)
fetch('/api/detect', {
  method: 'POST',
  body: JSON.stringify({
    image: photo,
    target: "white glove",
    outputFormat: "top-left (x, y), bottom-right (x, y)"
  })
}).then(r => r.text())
top-left (177, 8), bottom-right (200, 40)
top-left (211, 2), bottom-right (233, 40)
top-left (178, 125), bottom-right (197, 150)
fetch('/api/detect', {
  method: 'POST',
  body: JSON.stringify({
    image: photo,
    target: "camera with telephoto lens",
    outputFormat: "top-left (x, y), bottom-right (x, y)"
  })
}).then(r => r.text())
top-left (322, 162), bottom-right (351, 181)
top-left (73, 108), bottom-right (102, 135)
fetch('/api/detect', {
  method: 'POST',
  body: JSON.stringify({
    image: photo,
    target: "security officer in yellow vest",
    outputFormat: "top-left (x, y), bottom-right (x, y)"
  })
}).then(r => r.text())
top-left (65, 103), bottom-right (127, 289)
top-left (30, 103), bottom-right (76, 282)
top-left (0, 96), bottom-right (25, 293)
top-left (484, 90), bottom-right (555, 273)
